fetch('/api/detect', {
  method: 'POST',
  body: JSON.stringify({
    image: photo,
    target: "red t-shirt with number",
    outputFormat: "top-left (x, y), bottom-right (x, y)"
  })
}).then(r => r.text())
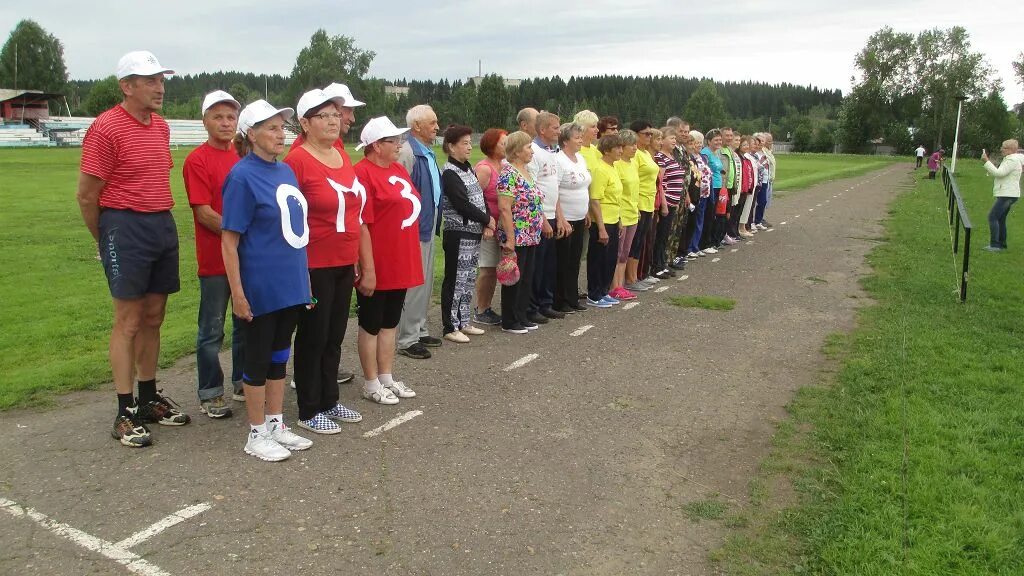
top-left (284, 146), bottom-right (364, 268)
top-left (353, 159), bottom-right (424, 291)
top-left (183, 142), bottom-right (239, 276)
top-left (80, 105), bottom-right (174, 212)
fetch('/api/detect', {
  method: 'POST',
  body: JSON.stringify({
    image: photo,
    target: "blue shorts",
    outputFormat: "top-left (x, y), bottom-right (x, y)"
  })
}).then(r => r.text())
top-left (98, 209), bottom-right (180, 299)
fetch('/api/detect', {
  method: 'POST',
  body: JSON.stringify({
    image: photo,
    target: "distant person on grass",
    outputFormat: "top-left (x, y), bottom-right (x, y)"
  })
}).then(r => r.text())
top-left (397, 104), bottom-right (443, 360)
top-left (472, 128), bottom-right (508, 326)
top-left (221, 100), bottom-right (313, 462)
top-left (183, 89), bottom-right (242, 419)
top-left (78, 51), bottom-right (190, 448)
top-left (981, 139), bottom-right (1024, 252)
top-left (928, 148), bottom-right (944, 179)
top-left (915, 144), bottom-right (926, 168)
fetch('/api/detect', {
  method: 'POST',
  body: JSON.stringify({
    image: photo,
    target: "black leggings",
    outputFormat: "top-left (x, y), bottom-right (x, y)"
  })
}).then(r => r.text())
top-left (243, 305), bottom-right (301, 386)
top-left (293, 265), bottom-right (354, 421)
top-left (358, 289), bottom-right (407, 336)
top-left (501, 244), bottom-right (537, 328)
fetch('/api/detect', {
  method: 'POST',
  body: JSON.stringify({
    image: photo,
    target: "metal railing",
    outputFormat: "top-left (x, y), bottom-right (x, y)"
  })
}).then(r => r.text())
top-left (940, 164), bottom-right (972, 302)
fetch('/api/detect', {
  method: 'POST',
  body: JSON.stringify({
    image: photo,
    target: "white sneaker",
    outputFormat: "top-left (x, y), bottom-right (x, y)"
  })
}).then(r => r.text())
top-left (642, 276), bottom-right (660, 283)
top-left (363, 385), bottom-right (400, 405)
top-left (704, 247), bottom-right (718, 254)
top-left (461, 325), bottom-right (485, 336)
top-left (289, 380), bottom-right (296, 390)
top-left (386, 380), bottom-right (417, 398)
top-left (269, 422), bottom-right (313, 451)
top-left (444, 330), bottom-right (470, 343)
top-left (244, 432), bottom-right (291, 462)
top-left (755, 223), bottom-right (768, 230)
top-left (697, 250), bottom-right (707, 257)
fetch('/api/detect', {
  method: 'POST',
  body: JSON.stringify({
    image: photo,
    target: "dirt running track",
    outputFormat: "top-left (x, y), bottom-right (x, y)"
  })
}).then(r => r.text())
top-left (0, 165), bottom-right (910, 576)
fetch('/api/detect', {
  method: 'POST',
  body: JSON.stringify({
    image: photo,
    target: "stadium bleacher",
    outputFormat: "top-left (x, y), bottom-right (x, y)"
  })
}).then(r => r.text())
top-left (38, 116), bottom-right (298, 148)
top-left (0, 124), bottom-right (55, 147)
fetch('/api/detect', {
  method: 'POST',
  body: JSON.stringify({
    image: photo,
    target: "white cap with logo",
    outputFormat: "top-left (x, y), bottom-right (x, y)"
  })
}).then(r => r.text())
top-left (323, 83), bottom-right (365, 108)
top-left (356, 116), bottom-right (408, 150)
top-left (116, 51), bottom-right (174, 80)
top-left (296, 89), bottom-right (346, 119)
top-left (238, 100), bottom-right (294, 135)
top-left (201, 90), bottom-right (241, 116)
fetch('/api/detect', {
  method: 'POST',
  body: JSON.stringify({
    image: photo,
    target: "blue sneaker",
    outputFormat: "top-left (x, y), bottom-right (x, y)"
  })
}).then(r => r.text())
top-left (323, 403), bottom-right (362, 423)
top-left (586, 298), bottom-right (612, 308)
top-left (296, 413), bottom-right (342, 435)
top-left (601, 295), bottom-right (620, 305)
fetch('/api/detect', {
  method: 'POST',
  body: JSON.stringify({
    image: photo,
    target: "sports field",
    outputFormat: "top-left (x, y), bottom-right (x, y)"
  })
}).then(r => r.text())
top-left (0, 147), bottom-right (896, 410)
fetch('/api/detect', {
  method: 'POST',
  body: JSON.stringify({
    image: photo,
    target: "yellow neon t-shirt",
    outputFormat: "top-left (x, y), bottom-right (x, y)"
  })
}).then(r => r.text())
top-left (588, 159), bottom-right (621, 225)
top-left (615, 157), bottom-right (640, 226)
top-left (634, 149), bottom-right (659, 213)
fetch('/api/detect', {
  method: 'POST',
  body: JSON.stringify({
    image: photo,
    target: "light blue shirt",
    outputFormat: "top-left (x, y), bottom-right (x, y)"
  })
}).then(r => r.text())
top-left (410, 137), bottom-right (441, 206)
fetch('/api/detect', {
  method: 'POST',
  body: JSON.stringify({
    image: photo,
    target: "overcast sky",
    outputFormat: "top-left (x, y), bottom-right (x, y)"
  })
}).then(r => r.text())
top-left (3, 1), bottom-right (1021, 106)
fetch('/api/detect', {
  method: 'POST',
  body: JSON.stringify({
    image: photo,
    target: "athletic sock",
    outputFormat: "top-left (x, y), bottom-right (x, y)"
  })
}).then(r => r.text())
top-left (265, 414), bottom-right (283, 431)
top-left (138, 379), bottom-right (157, 403)
top-left (364, 377), bottom-right (381, 393)
top-left (378, 374), bottom-right (395, 387)
top-left (117, 393), bottom-right (135, 417)
top-left (250, 423), bottom-right (267, 437)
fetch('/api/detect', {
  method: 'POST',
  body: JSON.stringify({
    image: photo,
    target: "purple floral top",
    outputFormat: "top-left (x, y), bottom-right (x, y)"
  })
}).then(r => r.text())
top-left (496, 163), bottom-right (543, 247)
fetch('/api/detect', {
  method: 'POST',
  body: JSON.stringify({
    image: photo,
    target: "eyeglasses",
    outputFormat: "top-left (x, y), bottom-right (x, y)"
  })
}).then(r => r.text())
top-left (311, 112), bottom-right (342, 121)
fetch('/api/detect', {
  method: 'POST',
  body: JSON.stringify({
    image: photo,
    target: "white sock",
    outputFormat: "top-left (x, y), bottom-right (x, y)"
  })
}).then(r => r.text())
top-left (364, 377), bottom-right (381, 392)
top-left (250, 423), bottom-right (266, 436)
top-left (265, 414), bottom-right (283, 430)
top-left (378, 374), bottom-right (395, 387)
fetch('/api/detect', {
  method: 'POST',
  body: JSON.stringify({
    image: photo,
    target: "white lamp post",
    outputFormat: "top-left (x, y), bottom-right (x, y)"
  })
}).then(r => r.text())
top-left (950, 95), bottom-right (968, 174)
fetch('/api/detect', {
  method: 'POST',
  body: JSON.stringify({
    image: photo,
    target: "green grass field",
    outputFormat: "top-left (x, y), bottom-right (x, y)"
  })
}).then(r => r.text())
top-left (715, 160), bottom-right (1024, 575)
top-left (0, 147), bottom-right (897, 410)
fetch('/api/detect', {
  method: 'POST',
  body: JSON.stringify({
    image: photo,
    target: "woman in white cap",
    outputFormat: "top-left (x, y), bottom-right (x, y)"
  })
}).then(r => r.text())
top-left (283, 89), bottom-right (366, 434)
top-left (221, 99), bottom-right (314, 461)
top-left (352, 117), bottom-right (424, 404)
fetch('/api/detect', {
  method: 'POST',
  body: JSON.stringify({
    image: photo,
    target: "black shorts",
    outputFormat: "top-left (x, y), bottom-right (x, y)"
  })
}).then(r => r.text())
top-left (243, 305), bottom-right (301, 385)
top-left (98, 209), bottom-right (180, 299)
top-left (357, 289), bottom-right (407, 335)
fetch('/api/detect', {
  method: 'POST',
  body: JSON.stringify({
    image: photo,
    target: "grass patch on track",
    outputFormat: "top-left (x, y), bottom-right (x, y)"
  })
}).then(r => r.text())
top-left (714, 160), bottom-right (1024, 575)
top-left (669, 295), bottom-right (736, 310)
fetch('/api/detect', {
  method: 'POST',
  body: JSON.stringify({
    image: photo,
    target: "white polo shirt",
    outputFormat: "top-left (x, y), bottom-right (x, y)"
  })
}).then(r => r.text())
top-left (528, 140), bottom-right (561, 219)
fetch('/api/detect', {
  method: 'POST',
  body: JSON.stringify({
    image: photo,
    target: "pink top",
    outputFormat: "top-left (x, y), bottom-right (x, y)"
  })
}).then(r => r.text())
top-left (475, 158), bottom-right (504, 218)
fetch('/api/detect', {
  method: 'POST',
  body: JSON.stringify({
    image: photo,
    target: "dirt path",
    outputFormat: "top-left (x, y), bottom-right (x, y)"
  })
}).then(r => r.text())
top-left (0, 165), bottom-right (910, 576)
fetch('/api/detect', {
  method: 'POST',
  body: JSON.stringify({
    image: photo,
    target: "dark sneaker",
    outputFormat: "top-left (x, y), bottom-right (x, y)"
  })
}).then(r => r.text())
top-left (570, 301), bottom-right (588, 312)
top-left (337, 370), bottom-right (355, 384)
top-left (199, 395), bottom-right (232, 419)
top-left (670, 257), bottom-right (687, 270)
top-left (526, 311), bottom-right (549, 324)
top-left (112, 414), bottom-right (152, 447)
top-left (418, 336), bottom-right (443, 348)
top-left (398, 343), bottom-right (431, 359)
top-left (501, 324), bottom-right (529, 334)
top-left (473, 307), bottom-right (502, 326)
top-left (552, 305), bottom-right (577, 315)
top-left (135, 392), bottom-right (191, 426)
top-left (540, 307), bottom-right (566, 319)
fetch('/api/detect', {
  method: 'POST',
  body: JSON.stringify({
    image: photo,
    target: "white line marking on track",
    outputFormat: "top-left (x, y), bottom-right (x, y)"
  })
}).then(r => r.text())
top-left (780, 221), bottom-right (788, 225)
top-left (363, 410), bottom-right (423, 438)
top-left (0, 497), bottom-right (175, 576)
top-left (712, 257), bottom-right (721, 262)
top-left (114, 504), bottom-right (211, 549)
top-left (570, 325), bottom-right (594, 337)
top-left (766, 228), bottom-right (775, 232)
top-left (731, 248), bottom-right (739, 253)
top-left (808, 208), bottom-right (814, 212)
top-left (655, 286), bottom-right (669, 293)
top-left (677, 274), bottom-right (689, 281)
top-left (795, 215), bottom-right (801, 218)
top-left (816, 203), bottom-right (822, 207)
top-left (623, 302), bottom-right (639, 310)
top-left (503, 353), bottom-right (539, 372)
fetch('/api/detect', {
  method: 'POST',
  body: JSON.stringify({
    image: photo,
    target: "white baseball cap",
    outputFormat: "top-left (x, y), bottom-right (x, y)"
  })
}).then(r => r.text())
top-left (238, 99), bottom-right (294, 135)
top-left (201, 90), bottom-right (240, 116)
top-left (296, 89), bottom-right (346, 119)
top-left (356, 116), bottom-right (408, 150)
top-left (116, 51), bottom-right (174, 80)
top-left (323, 83), bottom-right (365, 107)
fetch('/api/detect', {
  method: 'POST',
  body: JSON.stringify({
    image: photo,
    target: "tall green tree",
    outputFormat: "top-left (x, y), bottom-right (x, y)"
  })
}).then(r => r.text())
top-left (82, 76), bottom-right (121, 116)
top-left (287, 29), bottom-right (375, 104)
top-left (1014, 53), bottom-right (1024, 88)
top-left (475, 74), bottom-right (510, 130)
top-left (683, 80), bottom-right (727, 131)
top-left (0, 19), bottom-right (68, 93)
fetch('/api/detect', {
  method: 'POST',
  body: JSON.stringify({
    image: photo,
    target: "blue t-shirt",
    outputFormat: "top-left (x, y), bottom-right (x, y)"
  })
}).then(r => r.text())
top-left (701, 146), bottom-right (723, 189)
top-left (222, 153), bottom-right (311, 317)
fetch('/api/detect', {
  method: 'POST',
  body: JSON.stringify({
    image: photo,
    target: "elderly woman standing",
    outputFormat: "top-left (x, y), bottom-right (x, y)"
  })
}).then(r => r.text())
top-left (472, 128), bottom-right (508, 326)
top-left (684, 130), bottom-right (712, 260)
top-left (652, 126), bottom-right (684, 278)
top-left (222, 100), bottom-right (313, 461)
top-left (574, 110), bottom-right (601, 170)
top-left (626, 121), bottom-right (661, 291)
top-left (553, 122), bottom-right (592, 313)
top-left (610, 129), bottom-right (640, 300)
top-left (586, 134), bottom-right (624, 307)
top-left (497, 131), bottom-right (544, 334)
top-left (982, 140), bottom-right (1024, 251)
top-left (440, 125), bottom-right (495, 341)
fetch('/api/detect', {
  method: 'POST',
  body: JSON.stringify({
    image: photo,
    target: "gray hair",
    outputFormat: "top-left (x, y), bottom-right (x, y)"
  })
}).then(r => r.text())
top-left (406, 104), bottom-right (435, 128)
top-left (573, 109), bottom-right (599, 128)
top-left (666, 116), bottom-right (683, 127)
top-left (618, 129), bottom-right (637, 146)
top-left (558, 122), bottom-right (583, 147)
top-left (689, 130), bottom-right (704, 146)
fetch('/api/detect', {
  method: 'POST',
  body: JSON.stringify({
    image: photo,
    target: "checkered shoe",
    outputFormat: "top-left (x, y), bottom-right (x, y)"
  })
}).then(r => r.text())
top-left (296, 413), bottom-right (341, 435)
top-left (323, 403), bottom-right (362, 423)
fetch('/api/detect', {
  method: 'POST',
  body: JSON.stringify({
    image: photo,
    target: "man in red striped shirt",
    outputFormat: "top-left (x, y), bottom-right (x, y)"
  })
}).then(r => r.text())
top-left (77, 50), bottom-right (191, 449)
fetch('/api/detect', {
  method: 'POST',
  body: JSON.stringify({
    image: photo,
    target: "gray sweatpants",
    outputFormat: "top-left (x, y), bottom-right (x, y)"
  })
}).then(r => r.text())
top-left (398, 238), bottom-right (436, 349)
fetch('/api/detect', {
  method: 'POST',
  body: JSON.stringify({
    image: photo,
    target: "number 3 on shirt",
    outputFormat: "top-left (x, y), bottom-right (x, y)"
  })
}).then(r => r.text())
top-left (327, 177), bottom-right (367, 233)
top-left (388, 175), bottom-right (421, 229)
top-left (276, 184), bottom-right (309, 249)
